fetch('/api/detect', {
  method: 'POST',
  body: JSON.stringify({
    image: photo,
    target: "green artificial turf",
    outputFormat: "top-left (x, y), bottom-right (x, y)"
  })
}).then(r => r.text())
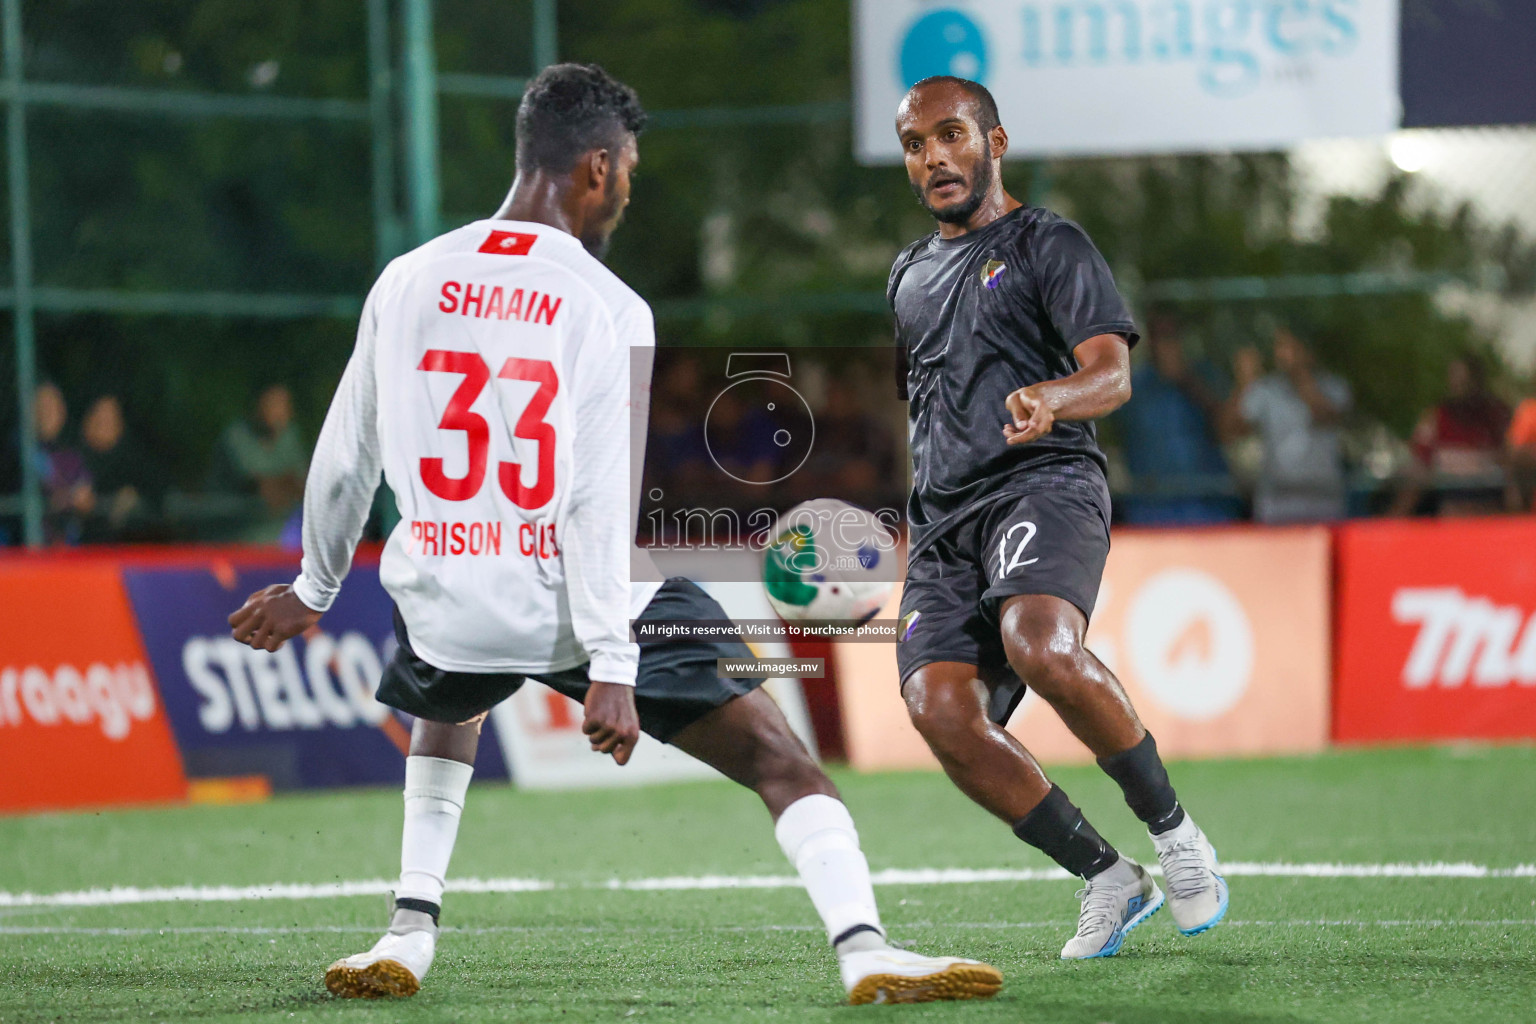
top-left (2, 745), bottom-right (1533, 1023)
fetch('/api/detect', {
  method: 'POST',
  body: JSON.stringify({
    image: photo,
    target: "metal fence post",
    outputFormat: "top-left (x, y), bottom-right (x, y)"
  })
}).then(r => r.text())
top-left (533, 0), bottom-right (558, 72)
top-left (3, 0), bottom-right (39, 547)
top-left (401, 0), bottom-right (440, 247)
top-left (367, 0), bottom-right (401, 267)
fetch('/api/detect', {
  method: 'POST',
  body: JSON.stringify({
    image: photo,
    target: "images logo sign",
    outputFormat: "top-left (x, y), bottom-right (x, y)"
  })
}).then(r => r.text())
top-left (900, 9), bottom-right (989, 85)
top-left (1017, 0), bottom-right (1360, 96)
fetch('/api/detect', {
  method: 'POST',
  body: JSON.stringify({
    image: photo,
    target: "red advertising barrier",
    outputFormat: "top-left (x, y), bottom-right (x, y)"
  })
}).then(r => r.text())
top-left (0, 562), bottom-right (188, 812)
top-left (1335, 517), bottom-right (1536, 743)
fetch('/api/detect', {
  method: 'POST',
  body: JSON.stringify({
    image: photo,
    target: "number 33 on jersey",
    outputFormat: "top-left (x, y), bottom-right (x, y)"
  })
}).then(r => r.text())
top-left (294, 220), bottom-right (656, 681)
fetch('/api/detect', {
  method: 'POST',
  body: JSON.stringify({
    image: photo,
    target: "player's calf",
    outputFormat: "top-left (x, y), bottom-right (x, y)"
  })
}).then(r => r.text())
top-left (674, 690), bottom-right (1002, 1002)
top-left (325, 743), bottom-right (473, 998)
top-left (998, 595), bottom-right (1144, 758)
top-left (1097, 732), bottom-right (1229, 935)
top-left (1013, 784), bottom-right (1164, 958)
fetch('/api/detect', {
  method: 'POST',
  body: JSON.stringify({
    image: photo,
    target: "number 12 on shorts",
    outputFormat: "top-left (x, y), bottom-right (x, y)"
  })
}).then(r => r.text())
top-left (418, 349), bottom-right (559, 509)
top-left (998, 520), bottom-right (1039, 577)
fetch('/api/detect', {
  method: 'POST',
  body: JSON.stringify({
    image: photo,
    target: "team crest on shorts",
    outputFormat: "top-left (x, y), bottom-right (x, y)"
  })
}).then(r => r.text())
top-left (980, 260), bottom-right (1007, 290)
top-left (899, 610), bottom-right (922, 642)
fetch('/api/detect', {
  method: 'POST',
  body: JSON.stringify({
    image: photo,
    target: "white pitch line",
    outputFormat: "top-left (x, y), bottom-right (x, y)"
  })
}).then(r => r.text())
top-left (1, 862), bottom-right (1530, 909)
top-left (4, 919), bottom-right (1535, 938)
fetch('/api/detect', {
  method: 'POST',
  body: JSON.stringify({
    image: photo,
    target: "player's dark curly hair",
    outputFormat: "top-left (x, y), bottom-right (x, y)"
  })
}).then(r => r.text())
top-left (516, 63), bottom-right (647, 174)
top-left (909, 75), bottom-right (1000, 135)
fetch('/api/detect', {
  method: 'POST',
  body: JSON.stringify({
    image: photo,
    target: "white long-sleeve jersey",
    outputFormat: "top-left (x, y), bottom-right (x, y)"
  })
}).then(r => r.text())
top-left (293, 219), bottom-right (661, 685)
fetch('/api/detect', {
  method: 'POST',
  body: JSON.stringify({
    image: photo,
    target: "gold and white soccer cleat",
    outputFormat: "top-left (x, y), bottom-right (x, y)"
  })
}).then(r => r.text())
top-left (324, 927), bottom-right (436, 999)
top-left (840, 948), bottom-right (1003, 1005)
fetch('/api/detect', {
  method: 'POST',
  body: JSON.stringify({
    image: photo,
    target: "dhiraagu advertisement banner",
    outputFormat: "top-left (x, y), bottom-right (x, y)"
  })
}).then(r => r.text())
top-left (854, 0), bottom-right (1401, 161)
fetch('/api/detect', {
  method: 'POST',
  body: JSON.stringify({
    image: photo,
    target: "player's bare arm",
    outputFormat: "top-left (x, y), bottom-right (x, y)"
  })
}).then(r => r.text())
top-left (1003, 334), bottom-right (1133, 446)
top-left (228, 583), bottom-right (321, 652)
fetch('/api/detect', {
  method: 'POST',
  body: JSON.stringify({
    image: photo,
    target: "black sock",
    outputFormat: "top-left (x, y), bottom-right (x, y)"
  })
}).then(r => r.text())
top-left (1011, 786), bottom-right (1119, 880)
top-left (394, 897), bottom-right (441, 925)
top-left (1098, 732), bottom-right (1185, 835)
top-left (831, 923), bottom-right (886, 955)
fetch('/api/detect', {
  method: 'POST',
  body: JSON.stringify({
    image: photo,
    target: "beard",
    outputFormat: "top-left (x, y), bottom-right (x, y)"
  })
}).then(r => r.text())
top-left (580, 226), bottom-right (614, 260)
top-left (581, 176), bottom-right (626, 259)
top-left (913, 155), bottom-right (994, 225)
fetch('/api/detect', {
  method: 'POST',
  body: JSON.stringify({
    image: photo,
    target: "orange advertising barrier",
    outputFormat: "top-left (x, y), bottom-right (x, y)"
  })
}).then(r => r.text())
top-left (838, 527), bottom-right (1332, 770)
top-left (1335, 517), bottom-right (1536, 743)
top-left (0, 563), bottom-right (188, 812)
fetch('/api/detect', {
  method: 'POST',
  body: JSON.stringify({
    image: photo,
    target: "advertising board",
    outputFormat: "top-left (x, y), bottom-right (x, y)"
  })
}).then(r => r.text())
top-left (0, 562), bottom-right (187, 812)
top-left (840, 527), bottom-right (1332, 769)
top-left (1335, 518), bottom-right (1536, 743)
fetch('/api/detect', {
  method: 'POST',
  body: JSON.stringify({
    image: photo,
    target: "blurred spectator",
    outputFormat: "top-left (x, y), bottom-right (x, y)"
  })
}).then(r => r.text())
top-left (1224, 328), bottom-right (1352, 524)
top-left (645, 355), bottom-right (712, 501)
top-left (702, 385), bottom-right (786, 501)
top-left (801, 373), bottom-right (901, 512)
top-left (1390, 355), bottom-right (1511, 517)
top-left (1506, 387), bottom-right (1536, 512)
top-left (80, 395), bottom-right (157, 542)
top-left (208, 383), bottom-right (307, 543)
top-left (30, 382), bottom-right (93, 544)
top-left (1115, 317), bottom-right (1239, 525)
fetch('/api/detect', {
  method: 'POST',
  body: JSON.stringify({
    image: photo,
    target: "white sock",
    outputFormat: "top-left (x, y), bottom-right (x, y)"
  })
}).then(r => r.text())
top-left (397, 755), bottom-right (474, 907)
top-left (774, 794), bottom-right (885, 951)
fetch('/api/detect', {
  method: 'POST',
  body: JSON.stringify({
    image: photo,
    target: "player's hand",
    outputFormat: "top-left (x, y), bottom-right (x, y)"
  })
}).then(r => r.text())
top-left (583, 680), bottom-right (640, 765)
top-left (228, 584), bottom-right (322, 653)
top-left (1003, 386), bottom-right (1055, 445)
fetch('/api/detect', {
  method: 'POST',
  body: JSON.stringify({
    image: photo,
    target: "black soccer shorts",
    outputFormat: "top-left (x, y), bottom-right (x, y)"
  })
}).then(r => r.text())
top-left (896, 483), bottom-right (1111, 725)
top-left (377, 577), bottom-right (763, 743)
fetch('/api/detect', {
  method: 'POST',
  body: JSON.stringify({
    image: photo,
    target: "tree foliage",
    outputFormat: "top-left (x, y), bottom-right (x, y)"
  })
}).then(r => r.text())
top-left (9, 0), bottom-right (1531, 484)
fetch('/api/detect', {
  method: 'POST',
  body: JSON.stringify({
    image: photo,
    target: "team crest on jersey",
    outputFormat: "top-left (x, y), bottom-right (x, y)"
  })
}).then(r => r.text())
top-left (980, 259), bottom-right (1008, 290)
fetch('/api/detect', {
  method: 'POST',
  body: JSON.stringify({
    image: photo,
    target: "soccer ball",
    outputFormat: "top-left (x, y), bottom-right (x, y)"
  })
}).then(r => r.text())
top-left (763, 498), bottom-right (896, 624)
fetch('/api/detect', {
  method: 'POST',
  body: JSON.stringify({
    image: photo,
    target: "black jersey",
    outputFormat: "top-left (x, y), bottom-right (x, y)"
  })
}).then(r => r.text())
top-left (888, 206), bottom-right (1137, 551)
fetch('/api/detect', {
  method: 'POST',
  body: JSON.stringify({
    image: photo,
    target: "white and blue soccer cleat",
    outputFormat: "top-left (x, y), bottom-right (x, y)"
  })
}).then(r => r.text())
top-left (1059, 857), bottom-right (1164, 960)
top-left (1151, 815), bottom-right (1229, 936)
top-left (324, 918), bottom-right (437, 998)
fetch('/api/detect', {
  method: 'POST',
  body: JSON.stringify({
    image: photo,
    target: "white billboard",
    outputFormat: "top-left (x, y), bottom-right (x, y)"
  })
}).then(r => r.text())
top-left (854, 0), bottom-right (1401, 163)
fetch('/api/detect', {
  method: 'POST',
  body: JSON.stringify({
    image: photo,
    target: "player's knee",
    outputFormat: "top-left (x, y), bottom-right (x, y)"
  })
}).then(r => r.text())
top-left (1003, 634), bottom-right (1081, 702)
top-left (903, 673), bottom-right (988, 751)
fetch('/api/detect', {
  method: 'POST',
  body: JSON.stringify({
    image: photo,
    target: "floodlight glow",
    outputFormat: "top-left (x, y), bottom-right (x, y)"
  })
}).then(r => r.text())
top-left (1388, 134), bottom-right (1430, 173)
